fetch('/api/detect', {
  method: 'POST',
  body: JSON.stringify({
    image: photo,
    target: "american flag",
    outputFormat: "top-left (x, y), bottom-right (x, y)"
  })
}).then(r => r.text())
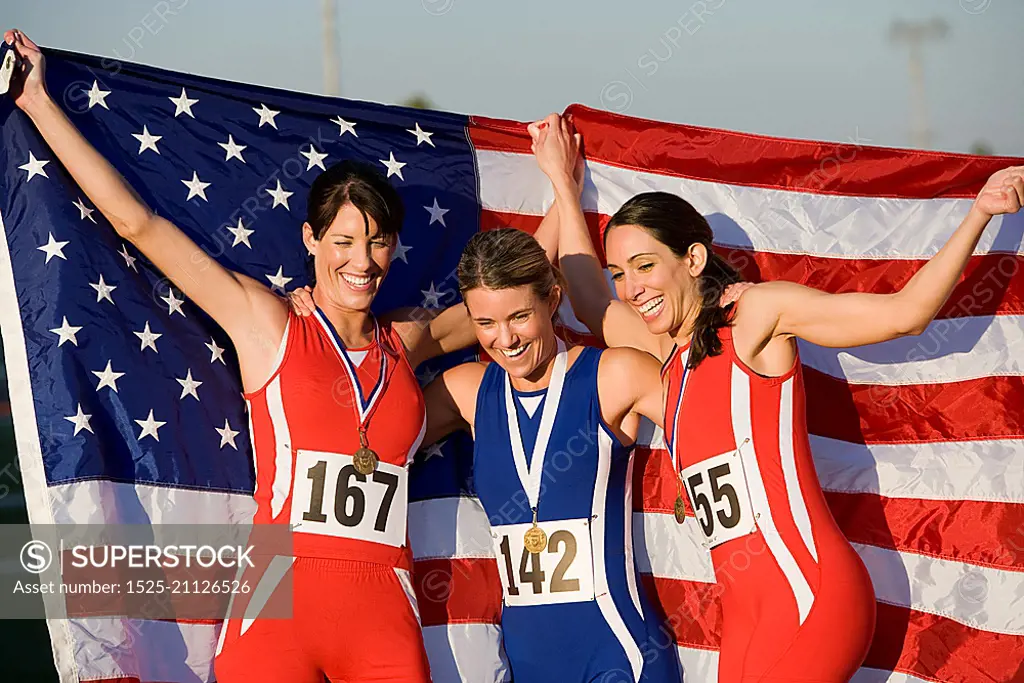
top-left (2, 45), bottom-right (1023, 683)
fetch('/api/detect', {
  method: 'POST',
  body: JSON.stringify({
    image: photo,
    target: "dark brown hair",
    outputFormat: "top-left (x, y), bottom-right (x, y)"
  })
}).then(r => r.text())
top-left (457, 228), bottom-right (562, 315)
top-left (604, 192), bottom-right (739, 368)
top-left (306, 160), bottom-right (404, 239)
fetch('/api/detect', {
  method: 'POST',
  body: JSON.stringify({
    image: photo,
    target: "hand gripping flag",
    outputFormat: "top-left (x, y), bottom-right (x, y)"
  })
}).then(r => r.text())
top-left (1, 46), bottom-right (1023, 683)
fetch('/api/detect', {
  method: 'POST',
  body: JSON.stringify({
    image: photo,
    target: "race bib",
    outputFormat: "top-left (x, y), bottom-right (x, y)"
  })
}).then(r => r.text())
top-left (290, 449), bottom-right (408, 547)
top-left (680, 448), bottom-right (757, 549)
top-left (491, 517), bottom-right (595, 607)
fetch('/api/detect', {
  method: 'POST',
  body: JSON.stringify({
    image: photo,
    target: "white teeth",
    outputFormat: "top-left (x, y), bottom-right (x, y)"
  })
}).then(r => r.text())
top-left (342, 273), bottom-right (372, 286)
top-left (500, 344), bottom-right (529, 358)
top-left (639, 296), bottom-right (664, 315)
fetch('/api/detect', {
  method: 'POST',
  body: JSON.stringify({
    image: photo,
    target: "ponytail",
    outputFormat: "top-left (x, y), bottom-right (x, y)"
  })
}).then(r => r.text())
top-left (688, 250), bottom-right (740, 368)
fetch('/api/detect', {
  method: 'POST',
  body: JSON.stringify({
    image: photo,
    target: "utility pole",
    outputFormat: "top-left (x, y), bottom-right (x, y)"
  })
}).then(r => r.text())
top-left (889, 18), bottom-right (948, 149)
top-left (321, 0), bottom-right (340, 96)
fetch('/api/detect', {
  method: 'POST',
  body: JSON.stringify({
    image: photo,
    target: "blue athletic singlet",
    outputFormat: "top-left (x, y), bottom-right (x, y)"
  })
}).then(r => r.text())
top-left (473, 343), bottom-right (680, 683)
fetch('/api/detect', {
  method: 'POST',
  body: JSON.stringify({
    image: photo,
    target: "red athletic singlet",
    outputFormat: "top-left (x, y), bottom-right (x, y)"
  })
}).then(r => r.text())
top-left (215, 310), bottom-right (431, 683)
top-left (663, 326), bottom-right (875, 683)
top-left (245, 309), bottom-right (426, 568)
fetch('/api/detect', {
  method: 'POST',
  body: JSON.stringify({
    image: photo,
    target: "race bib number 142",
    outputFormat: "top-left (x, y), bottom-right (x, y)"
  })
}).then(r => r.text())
top-left (290, 449), bottom-right (408, 547)
top-left (492, 517), bottom-right (596, 607)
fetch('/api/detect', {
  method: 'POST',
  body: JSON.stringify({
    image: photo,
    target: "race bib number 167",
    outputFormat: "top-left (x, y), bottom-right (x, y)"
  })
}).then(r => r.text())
top-left (290, 449), bottom-right (408, 547)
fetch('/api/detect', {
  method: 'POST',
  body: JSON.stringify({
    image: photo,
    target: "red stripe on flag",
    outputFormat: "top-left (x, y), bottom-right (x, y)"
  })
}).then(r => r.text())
top-left (826, 491), bottom-right (1024, 572)
top-left (414, 557), bottom-right (502, 628)
top-left (470, 108), bottom-right (1024, 199)
top-left (804, 369), bottom-right (1024, 444)
top-left (482, 209), bottom-right (1024, 318)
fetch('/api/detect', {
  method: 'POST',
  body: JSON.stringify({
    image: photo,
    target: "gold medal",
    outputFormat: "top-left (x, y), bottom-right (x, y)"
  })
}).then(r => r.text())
top-left (353, 429), bottom-right (378, 475)
top-left (353, 446), bottom-right (378, 475)
top-left (674, 495), bottom-right (686, 525)
top-left (523, 507), bottom-right (547, 554)
top-left (524, 524), bottom-right (547, 554)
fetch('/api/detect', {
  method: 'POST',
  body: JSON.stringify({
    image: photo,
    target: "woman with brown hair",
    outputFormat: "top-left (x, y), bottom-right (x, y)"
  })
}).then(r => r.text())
top-left (532, 112), bottom-right (1023, 682)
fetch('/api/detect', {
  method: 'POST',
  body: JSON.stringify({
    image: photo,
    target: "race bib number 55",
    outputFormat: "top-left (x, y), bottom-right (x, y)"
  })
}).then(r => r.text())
top-left (492, 518), bottom-right (595, 607)
top-left (680, 448), bottom-right (757, 549)
top-left (290, 449), bottom-right (408, 547)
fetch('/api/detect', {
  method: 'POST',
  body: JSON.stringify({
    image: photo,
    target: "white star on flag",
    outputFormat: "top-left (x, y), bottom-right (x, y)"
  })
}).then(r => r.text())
top-left (424, 198), bottom-right (449, 226)
top-left (93, 360), bottom-right (125, 392)
top-left (216, 419), bottom-right (241, 450)
top-left (391, 236), bottom-right (412, 264)
top-left (266, 266), bottom-right (293, 292)
top-left (421, 282), bottom-right (445, 308)
top-left (134, 321), bottom-right (162, 352)
top-left (19, 152), bottom-right (50, 182)
top-left (331, 115), bottom-right (357, 137)
top-left (423, 440), bottom-right (446, 461)
top-left (266, 180), bottom-right (293, 210)
top-left (50, 317), bottom-right (82, 347)
top-left (73, 198), bottom-right (97, 223)
top-left (89, 275), bottom-right (117, 304)
top-left (161, 288), bottom-right (186, 317)
top-left (218, 135), bottom-right (247, 163)
top-left (253, 103), bottom-right (280, 128)
top-left (227, 217), bottom-right (254, 248)
top-left (380, 152), bottom-right (406, 180)
top-left (301, 145), bottom-right (328, 171)
top-left (118, 244), bottom-right (138, 271)
top-left (135, 410), bottom-right (166, 442)
top-left (169, 88), bottom-right (198, 117)
top-left (407, 123), bottom-right (435, 147)
top-left (417, 365), bottom-right (440, 386)
top-left (64, 404), bottom-right (94, 436)
top-left (132, 126), bottom-right (162, 155)
top-left (86, 80), bottom-right (111, 110)
top-left (206, 338), bottom-right (226, 365)
top-left (37, 233), bottom-right (70, 263)
top-left (176, 369), bottom-right (203, 400)
top-left (182, 171), bottom-right (210, 202)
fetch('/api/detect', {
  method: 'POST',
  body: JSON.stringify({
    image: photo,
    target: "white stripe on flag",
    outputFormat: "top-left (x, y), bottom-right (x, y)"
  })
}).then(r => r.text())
top-left (409, 496), bottom-right (496, 560)
top-left (47, 480), bottom-right (257, 525)
top-left (422, 623), bottom-right (510, 683)
top-left (851, 667), bottom-right (934, 683)
top-left (67, 618), bottom-right (218, 683)
top-left (476, 150), bottom-right (1023, 258)
top-left (811, 435), bottom-right (1024, 503)
top-left (799, 315), bottom-right (1024, 384)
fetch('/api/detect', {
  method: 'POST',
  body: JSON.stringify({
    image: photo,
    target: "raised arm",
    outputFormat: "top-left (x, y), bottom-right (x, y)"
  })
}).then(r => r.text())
top-left (6, 30), bottom-right (286, 387)
top-left (734, 166), bottom-right (1024, 354)
top-left (387, 188), bottom-right (563, 368)
top-left (531, 114), bottom-right (668, 359)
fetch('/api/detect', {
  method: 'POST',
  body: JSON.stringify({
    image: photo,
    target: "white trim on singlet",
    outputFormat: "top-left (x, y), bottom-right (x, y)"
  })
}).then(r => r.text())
top-left (623, 446), bottom-right (644, 618)
top-left (405, 408), bottom-right (428, 467)
top-left (779, 378), bottom-right (819, 563)
top-left (245, 399), bottom-right (258, 498)
top-left (394, 567), bottom-right (422, 625)
top-left (266, 377), bottom-right (293, 519)
top-left (239, 555), bottom-right (297, 637)
top-left (592, 428), bottom-right (643, 683)
top-left (731, 365), bottom-right (815, 625)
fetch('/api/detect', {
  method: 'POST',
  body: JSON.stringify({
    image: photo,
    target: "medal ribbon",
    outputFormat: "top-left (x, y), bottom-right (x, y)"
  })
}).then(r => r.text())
top-left (314, 308), bottom-right (395, 436)
top-left (504, 339), bottom-right (569, 517)
top-left (666, 346), bottom-right (692, 497)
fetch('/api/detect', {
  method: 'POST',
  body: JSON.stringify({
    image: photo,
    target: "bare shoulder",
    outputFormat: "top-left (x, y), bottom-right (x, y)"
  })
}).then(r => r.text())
top-left (598, 346), bottom-right (662, 385)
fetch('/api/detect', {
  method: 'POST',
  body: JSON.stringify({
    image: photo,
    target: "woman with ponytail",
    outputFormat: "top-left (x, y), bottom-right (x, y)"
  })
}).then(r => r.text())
top-left (532, 113), bottom-right (1024, 683)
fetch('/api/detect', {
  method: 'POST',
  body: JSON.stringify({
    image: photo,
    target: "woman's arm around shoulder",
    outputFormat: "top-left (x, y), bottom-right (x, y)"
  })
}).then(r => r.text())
top-left (421, 360), bottom-right (489, 447)
top-left (596, 346), bottom-right (665, 435)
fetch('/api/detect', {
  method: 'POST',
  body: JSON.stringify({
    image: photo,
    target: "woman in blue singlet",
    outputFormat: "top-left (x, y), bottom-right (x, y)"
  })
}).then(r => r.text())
top-left (422, 224), bottom-right (679, 683)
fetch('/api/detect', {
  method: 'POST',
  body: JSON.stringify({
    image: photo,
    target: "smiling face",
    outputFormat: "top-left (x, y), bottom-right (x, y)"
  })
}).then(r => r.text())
top-left (605, 223), bottom-right (705, 337)
top-left (464, 284), bottom-right (561, 382)
top-left (303, 202), bottom-right (395, 312)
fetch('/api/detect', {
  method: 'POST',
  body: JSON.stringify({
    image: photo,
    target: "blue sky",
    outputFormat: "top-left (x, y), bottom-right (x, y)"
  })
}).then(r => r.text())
top-left (6, 0), bottom-right (1023, 154)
